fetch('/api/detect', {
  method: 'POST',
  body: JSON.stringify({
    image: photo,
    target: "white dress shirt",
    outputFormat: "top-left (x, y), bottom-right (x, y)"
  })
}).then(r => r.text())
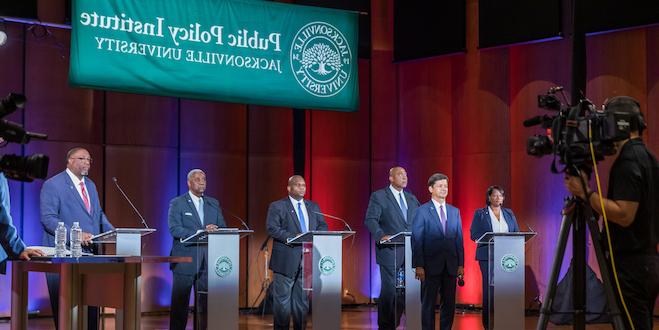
top-left (488, 206), bottom-right (509, 233)
top-left (188, 191), bottom-right (204, 223)
top-left (66, 168), bottom-right (90, 209)
top-left (389, 185), bottom-right (407, 211)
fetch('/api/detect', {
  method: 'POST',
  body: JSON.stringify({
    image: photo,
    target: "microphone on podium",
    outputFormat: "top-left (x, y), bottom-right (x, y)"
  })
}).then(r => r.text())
top-left (112, 177), bottom-right (150, 229)
top-left (222, 209), bottom-right (251, 231)
top-left (311, 211), bottom-right (353, 232)
top-left (526, 223), bottom-right (536, 233)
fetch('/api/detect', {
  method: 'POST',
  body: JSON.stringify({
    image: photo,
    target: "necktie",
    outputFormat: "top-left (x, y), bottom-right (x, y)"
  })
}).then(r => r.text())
top-left (80, 182), bottom-right (91, 213)
top-left (399, 192), bottom-right (408, 221)
top-left (439, 205), bottom-right (446, 233)
top-left (297, 202), bottom-right (307, 232)
top-left (198, 197), bottom-right (204, 225)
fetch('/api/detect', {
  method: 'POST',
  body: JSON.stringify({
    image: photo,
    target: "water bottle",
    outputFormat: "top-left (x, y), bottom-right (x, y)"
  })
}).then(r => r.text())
top-left (396, 267), bottom-right (405, 288)
top-left (70, 222), bottom-right (83, 258)
top-left (54, 222), bottom-right (67, 257)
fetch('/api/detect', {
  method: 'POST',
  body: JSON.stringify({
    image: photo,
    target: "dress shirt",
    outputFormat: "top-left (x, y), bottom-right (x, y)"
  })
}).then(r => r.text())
top-left (488, 206), bottom-right (509, 233)
top-left (289, 196), bottom-right (309, 231)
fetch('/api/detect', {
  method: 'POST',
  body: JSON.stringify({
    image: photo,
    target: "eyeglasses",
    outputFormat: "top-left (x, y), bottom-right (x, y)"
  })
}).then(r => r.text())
top-left (70, 157), bottom-right (92, 163)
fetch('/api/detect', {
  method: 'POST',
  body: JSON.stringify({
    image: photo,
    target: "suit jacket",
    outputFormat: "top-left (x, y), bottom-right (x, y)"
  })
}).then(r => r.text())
top-left (364, 186), bottom-right (420, 267)
top-left (0, 173), bottom-right (25, 274)
top-left (469, 206), bottom-right (520, 261)
top-left (40, 171), bottom-right (114, 248)
top-left (266, 197), bottom-right (328, 278)
top-left (411, 201), bottom-right (464, 276)
top-left (168, 193), bottom-right (226, 275)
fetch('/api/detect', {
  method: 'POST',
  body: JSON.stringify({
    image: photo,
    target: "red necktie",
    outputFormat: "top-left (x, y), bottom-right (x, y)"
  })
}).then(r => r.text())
top-left (80, 182), bottom-right (91, 213)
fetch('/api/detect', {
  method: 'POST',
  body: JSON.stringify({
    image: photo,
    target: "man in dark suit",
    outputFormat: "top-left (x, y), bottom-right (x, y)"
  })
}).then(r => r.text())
top-left (168, 169), bottom-right (226, 330)
top-left (266, 175), bottom-right (327, 330)
top-left (412, 173), bottom-right (464, 330)
top-left (364, 166), bottom-right (420, 329)
top-left (40, 147), bottom-right (115, 330)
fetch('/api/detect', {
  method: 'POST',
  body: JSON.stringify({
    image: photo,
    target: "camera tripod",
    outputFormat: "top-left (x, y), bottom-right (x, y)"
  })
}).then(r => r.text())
top-left (536, 196), bottom-right (626, 330)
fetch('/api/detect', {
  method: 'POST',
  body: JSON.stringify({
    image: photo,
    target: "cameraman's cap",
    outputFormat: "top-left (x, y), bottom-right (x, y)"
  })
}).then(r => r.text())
top-left (604, 96), bottom-right (640, 114)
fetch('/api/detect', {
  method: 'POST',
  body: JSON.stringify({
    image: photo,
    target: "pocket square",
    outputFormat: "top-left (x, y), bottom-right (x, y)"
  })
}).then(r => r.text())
top-left (185, 212), bottom-right (193, 216)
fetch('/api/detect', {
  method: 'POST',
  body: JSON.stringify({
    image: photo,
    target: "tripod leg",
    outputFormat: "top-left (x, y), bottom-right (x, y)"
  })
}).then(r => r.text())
top-left (536, 210), bottom-right (574, 330)
top-left (586, 217), bottom-right (626, 330)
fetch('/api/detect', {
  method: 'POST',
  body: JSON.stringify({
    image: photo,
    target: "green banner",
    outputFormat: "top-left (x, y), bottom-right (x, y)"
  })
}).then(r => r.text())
top-left (70, 0), bottom-right (359, 111)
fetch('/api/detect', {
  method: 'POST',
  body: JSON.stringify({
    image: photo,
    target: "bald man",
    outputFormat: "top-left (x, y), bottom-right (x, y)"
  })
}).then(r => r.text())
top-left (364, 166), bottom-right (420, 330)
top-left (266, 175), bottom-right (328, 330)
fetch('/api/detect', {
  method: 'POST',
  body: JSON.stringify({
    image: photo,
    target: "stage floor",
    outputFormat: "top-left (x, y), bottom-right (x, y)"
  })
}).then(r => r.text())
top-left (1, 306), bottom-right (656, 329)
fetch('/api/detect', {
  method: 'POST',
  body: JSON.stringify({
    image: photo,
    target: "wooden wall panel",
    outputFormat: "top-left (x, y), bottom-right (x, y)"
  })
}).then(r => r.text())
top-left (106, 92), bottom-right (178, 147)
top-left (0, 23), bottom-right (26, 97)
top-left (309, 60), bottom-right (371, 303)
top-left (509, 39), bottom-right (572, 304)
top-left (104, 146), bottom-right (178, 311)
top-left (25, 27), bottom-right (102, 143)
top-left (647, 26), bottom-right (659, 157)
top-left (246, 106), bottom-right (293, 308)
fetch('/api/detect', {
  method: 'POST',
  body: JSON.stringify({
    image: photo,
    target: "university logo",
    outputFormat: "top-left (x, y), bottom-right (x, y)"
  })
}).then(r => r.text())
top-left (215, 256), bottom-right (233, 278)
top-left (290, 21), bottom-right (353, 98)
top-left (500, 254), bottom-right (519, 273)
top-left (319, 255), bottom-right (337, 276)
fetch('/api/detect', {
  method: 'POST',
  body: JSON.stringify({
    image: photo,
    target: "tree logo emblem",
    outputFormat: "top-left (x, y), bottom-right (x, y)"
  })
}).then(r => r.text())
top-left (215, 256), bottom-right (233, 278)
top-left (500, 254), bottom-right (519, 273)
top-left (319, 255), bottom-right (337, 276)
top-left (290, 21), bottom-right (353, 98)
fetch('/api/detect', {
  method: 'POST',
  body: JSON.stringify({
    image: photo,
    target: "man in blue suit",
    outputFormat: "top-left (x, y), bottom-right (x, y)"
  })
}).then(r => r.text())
top-left (412, 173), bottom-right (464, 330)
top-left (266, 175), bottom-right (327, 330)
top-left (364, 166), bottom-right (420, 329)
top-left (470, 185), bottom-right (519, 329)
top-left (40, 147), bottom-right (115, 330)
top-left (168, 168), bottom-right (226, 330)
top-left (0, 172), bottom-right (44, 273)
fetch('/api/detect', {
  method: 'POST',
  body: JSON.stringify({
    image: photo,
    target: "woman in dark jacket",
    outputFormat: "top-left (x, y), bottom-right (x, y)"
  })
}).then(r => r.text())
top-left (469, 185), bottom-right (520, 329)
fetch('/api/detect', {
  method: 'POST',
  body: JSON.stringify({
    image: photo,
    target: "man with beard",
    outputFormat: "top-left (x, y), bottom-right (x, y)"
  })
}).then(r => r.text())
top-left (40, 147), bottom-right (115, 330)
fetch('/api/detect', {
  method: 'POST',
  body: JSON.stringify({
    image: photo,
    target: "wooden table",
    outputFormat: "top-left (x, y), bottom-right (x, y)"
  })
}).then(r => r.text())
top-left (11, 256), bottom-right (190, 330)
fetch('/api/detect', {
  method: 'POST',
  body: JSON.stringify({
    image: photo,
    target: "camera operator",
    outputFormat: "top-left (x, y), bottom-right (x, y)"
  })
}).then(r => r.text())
top-left (564, 96), bottom-right (659, 330)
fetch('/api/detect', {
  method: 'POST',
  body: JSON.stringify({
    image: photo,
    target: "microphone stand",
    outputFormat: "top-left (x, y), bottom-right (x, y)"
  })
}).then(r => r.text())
top-left (222, 209), bottom-right (251, 231)
top-left (112, 177), bottom-right (150, 229)
top-left (311, 211), bottom-right (354, 232)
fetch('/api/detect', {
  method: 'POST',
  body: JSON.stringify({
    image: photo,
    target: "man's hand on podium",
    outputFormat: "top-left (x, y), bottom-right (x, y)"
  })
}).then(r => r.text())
top-left (205, 224), bottom-right (219, 231)
top-left (19, 247), bottom-right (46, 260)
top-left (379, 235), bottom-right (391, 244)
top-left (457, 266), bottom-right (464, 277)
top-left (415, 267), bottom-right (425, 281)
top-left (82, 232), bottom-right (94, 246)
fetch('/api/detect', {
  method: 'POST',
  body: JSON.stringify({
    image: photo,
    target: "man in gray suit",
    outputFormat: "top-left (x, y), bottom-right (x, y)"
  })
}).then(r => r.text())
top-left (266, 175), bottom-right (327, 330)
top-left (168, 169), bottom-right (226, 330)
top-left (364, 166), bottom-right (420, 329)
top-left (40, 147), bottom-right (115, 330)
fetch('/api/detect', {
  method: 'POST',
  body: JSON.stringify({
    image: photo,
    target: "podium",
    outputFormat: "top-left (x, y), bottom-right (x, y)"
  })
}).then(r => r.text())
top-left (92, 228), bottom-right (156, 256)
top-left (476, 232), bottom-right (536, 330)
top-left (287, 230), bottom-right (355, 330)
top-left (182, 228), bottom-right (253, 330)
top-left (379, 231), bottom-right (420, 329)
